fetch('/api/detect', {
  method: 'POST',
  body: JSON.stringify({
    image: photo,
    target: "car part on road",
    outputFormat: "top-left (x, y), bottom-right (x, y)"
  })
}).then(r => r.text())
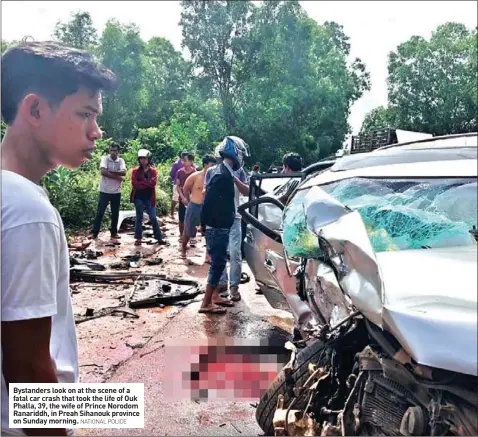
top-left (75, 304), bottom-right (139, 324)
top-left (70, 257), bottom-right (106, 271)
top-left (128, 277), bottom-right (201, 308)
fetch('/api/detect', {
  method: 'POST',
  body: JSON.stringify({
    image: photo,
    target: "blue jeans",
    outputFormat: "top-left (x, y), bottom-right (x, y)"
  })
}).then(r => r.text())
top-left (219, 217), bottom-right (242, 288)
top-left (206, 228), bottom-right (230, 287)
top-left (134, 198), bottom-right (163, 240)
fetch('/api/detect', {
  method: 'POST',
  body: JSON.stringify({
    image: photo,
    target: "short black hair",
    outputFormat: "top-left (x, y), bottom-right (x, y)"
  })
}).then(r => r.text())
top-left (202, 155), bottom-right (216, 166)
top-left (185, 152), bottom-right (195, 162)
top-left (1, 40), bottom-right (116, 124)
top-left (283, 153), bottom-right (302, 171)
top-left (180, 151), bottom-right (188, 158)
top-left (109, 142), bottom-right (120, 151)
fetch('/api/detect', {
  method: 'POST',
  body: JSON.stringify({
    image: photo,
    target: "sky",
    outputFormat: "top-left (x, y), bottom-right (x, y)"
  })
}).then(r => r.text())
top-left (2, 1), bottom-right (477, 136)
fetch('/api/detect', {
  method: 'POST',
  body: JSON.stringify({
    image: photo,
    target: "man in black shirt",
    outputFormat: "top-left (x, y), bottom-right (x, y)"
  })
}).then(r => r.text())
top-left (199, 136), bottom-right (249, 314)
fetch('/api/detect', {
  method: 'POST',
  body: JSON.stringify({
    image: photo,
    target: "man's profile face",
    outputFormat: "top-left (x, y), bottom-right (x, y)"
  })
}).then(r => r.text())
top-left (36, 87), bottom-right (103, 169)
top-left (109, 146), bottom-right (119, 160)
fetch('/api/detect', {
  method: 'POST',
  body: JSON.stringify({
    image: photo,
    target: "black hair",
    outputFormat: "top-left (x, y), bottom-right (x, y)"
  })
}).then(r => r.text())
top-left (202, 154), bottom-right (216, 166)
top-left (1, 40), bottom-right (116, 124)
top-left (109, 142), bottom-right (120, 151)
top-left (180, 151), bottom-right (188, 159)
top-left (283, 152), bottom-right (302, 171)
top-left (185, 152), bottom-right (195, 162)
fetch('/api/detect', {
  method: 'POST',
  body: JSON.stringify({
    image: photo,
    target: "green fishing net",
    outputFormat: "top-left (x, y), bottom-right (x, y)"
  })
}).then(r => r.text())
top-left (282, 178), bottom-right (477, 258)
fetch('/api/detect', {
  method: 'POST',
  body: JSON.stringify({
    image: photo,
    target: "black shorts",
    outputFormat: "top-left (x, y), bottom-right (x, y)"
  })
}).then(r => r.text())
top-left (178, 202), bottom-right (186, 223)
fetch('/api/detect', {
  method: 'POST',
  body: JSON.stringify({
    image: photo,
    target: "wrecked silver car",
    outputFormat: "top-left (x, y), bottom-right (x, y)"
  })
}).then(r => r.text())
top-left (239, 133), bottom-right (477, 436)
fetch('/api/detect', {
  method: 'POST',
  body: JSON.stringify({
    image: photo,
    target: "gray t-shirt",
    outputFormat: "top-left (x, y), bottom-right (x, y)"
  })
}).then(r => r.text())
top-left (99, 155), bottom-right (126, 194)
top-left (205, 164), bottom-right (247, 219)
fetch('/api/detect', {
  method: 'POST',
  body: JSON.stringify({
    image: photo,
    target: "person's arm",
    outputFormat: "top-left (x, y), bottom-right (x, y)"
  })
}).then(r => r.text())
top-left (1, 223), bottom-right (68, 436)
top-left (133, 167), bottom-right (157, 189)
top-left (182, 173), bottom-right (195, 205)
top-left (170, 162), bottom-right (177, 182)
top-left (234, 169), bottom-right (249, 196)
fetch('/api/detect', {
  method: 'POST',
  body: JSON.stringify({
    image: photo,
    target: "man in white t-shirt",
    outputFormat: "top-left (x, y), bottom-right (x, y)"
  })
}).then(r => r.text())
top-left (91, 142), bottom-right (126, 239)
top-left (1, 41), bottom-right (116, 436)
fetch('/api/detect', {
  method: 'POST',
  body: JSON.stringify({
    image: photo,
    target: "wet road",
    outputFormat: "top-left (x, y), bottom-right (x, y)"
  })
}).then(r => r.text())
top-left (74, 218), bottom-right (294, 436)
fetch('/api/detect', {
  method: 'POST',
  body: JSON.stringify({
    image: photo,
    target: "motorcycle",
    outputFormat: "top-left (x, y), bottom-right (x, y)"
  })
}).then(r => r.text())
top-left (238, 185), bottom-right (478, 436)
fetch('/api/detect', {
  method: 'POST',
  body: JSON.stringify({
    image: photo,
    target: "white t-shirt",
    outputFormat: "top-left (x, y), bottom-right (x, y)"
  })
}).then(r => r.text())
top-left (1, 170), bottom-right (79, 436)
top-left (99, 155), bottom-right (126, 194)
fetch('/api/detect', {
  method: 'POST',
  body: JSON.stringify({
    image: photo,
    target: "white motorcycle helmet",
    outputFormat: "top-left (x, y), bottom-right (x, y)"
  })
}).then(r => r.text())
top-left (137, 149), bottom-right (151, 158)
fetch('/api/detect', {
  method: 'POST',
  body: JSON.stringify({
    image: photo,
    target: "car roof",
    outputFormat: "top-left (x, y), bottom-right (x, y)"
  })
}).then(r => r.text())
top-left (300, 133), bottom-right (477, 189)
top-left (300, 159), bottom-right (477, 189)
top-left (330, 133), bottom-right (477, 173)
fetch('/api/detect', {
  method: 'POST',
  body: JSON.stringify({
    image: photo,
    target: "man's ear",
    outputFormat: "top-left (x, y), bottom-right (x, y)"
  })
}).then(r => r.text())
top-left (18, 94), bottom-right (50, 127)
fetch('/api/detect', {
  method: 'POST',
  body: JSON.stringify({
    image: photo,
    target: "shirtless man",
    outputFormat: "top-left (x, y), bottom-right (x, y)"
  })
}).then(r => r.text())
top-left (181, 155), bottom-right (217, 258)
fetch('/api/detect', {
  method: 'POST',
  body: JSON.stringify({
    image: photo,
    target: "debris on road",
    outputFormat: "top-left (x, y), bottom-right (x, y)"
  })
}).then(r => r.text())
top-left (75, 304), bottom-right (139, 324)
top-left (128, 277), bottom-right (202, 308)
top-left (70, 257), bottom-right (106, 271)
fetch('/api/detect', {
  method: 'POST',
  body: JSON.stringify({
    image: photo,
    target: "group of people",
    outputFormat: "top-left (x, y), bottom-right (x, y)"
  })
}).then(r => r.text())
top-left (91, 144), bottom-right (166, 245)
top-left (89, 138), bottom-right (304, 314)
top-left (0, 40), bottom-right (304, 435)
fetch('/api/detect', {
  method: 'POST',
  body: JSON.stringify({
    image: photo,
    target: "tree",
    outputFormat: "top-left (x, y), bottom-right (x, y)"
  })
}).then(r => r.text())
top-left (236, 1), bottom-right (370, 166)
top-left (53, 11), bottom-right (97, 49)
top-left (180, 0), bottom-right (256, 129)
top-left (386, 22), bottom-right (477, 135)
top-left (360, 106), bottom-right (399, 133)
top-left (139, 37), bottom-right (191, 128)
top-left (96, 20), bottom-right (146, 140)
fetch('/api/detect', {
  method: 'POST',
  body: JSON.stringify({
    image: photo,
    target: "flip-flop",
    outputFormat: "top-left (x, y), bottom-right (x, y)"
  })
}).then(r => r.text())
top-left (198, 306), bottom-right (226, 314)
top-left (212, 300), bottom-right (235, 307)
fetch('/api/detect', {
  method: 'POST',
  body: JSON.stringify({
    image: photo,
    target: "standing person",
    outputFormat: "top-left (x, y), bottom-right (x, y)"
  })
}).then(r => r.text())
top-left (1, 41), bottom-right (116, 436)
top-left (249, 164), bottom-right (260, 179)
top-left (180, 155), bottom-right (216, 258)
top-left (214, 158), bottom-right (249, 302)
top-left (130, 149), bottom-right (166, 246)
top-left (176, 152), bottom-right (196, 240)
top-left (91, 142), bottom-right (126, 239)
top-left (169, 151), bottom-right (186, 218)
top-left (199, 136), bottom-right (249, 315)
top-left (282, 152), bottom-right (303, 172)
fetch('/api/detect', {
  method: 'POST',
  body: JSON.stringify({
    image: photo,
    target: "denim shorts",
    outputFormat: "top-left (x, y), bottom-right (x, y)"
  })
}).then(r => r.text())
top-left (206, 227), bottom-right (230, 287)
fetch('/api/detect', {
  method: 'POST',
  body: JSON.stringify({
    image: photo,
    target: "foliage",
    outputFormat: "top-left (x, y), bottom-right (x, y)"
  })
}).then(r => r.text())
top-left (1, 120), bottom-right (6, 140)
top-left (180, 0), bottom-right (256, 129)
top-left (235, 1), bottom-right (370, 166)
top-left (53, 11), bottom-right (98, 49)
top-left (362, 23), bottom-right (477, 135)
top-left (360, 106), bottom-right (399, 133)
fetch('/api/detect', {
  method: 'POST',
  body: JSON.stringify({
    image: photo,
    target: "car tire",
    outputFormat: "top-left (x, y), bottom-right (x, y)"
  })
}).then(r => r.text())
top-left (255, 339), bottom-right (328, 435)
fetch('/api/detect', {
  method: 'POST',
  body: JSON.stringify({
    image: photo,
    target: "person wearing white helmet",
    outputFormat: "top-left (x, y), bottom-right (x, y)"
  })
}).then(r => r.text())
top-left (199, 136), bottom-right (250, 314)
top-left (130, 149), bottom-right (166, 245)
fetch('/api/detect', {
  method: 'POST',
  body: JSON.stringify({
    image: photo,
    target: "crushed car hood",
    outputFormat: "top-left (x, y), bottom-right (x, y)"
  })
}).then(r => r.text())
top-left (376, 246), bottom-right (478, 376)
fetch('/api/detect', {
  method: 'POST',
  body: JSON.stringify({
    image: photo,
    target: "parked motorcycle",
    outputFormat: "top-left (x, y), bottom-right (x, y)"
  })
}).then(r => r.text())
top-left (239, 183), bottom-right (478, 436)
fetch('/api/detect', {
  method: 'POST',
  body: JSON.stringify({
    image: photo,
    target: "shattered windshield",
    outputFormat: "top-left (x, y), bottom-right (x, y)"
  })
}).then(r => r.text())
top-left (321, 177), bottom-right (477, 252)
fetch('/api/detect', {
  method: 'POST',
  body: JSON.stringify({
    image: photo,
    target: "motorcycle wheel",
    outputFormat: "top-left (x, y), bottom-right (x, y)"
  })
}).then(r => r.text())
top-left (256, 339), bottom-right (327, 436)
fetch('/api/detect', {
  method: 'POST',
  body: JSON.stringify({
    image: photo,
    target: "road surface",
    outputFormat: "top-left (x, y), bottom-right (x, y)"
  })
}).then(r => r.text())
top-left (73, 216), bottom-right (293, 436)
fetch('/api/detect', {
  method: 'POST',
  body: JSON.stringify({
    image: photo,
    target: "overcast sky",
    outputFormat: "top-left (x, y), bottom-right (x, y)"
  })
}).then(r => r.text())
top-left (2, 1), bottom-right (477, 135)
